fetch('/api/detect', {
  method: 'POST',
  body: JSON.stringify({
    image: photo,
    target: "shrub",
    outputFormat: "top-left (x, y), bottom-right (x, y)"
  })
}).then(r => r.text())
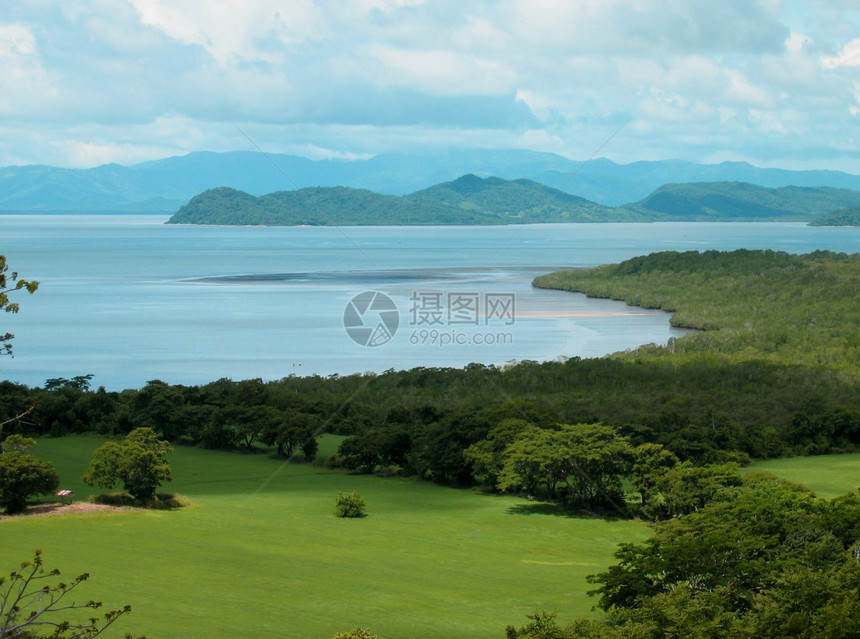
top-left (334, 491), bottom-right (366, 518)
top-left (90, 491), bottom-right (189, 510)
top-left (333, 628), bottom-right (378, 639)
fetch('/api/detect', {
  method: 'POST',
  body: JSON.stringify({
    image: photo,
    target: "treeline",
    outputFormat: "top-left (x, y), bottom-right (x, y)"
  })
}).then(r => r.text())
top-left (1, 250), bottom-right (858, 506)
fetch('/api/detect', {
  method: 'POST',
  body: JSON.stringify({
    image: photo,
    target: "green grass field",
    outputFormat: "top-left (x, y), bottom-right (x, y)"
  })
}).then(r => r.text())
top-left (1, 436), bottom-right (649, 639)
top-left (746, 452), bottom-right (860, 499)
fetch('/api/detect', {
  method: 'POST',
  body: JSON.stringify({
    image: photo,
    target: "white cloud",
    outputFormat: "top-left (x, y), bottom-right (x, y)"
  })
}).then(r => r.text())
top-left (0, 23), bottom-right (35, 58)
top-left (368, 45), bottom-right (517, 95)
top-left (822, 37), bottom-right (860, 68)
top-left (0, 23), bottom-right (60, 117)
top-left (129, 0), bottom-right (328, 65)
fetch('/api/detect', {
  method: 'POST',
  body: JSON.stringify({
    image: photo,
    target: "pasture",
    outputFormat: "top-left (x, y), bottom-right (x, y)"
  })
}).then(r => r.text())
top-left (1, 436), bottom-right (648, 639)
top-left (745, 452), bottom-right (860, 498)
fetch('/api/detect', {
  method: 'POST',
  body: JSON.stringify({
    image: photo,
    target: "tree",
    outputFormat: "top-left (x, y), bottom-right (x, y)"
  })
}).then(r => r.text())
top-left (337, 427), bottom-right (411, 473)
top-left (1, 550), bottom-right (141, 639)
top-left (1, 434), bottom-right (37, 453)
top-left (631, 443), bottom-right (679, 507)
top-left (0, 450), bottom-right (59, 514)
top-left (645, 461), bottom-right (742, 519)
top-left (0, 255), bottom-right (39, 359)
top-left (83, 427), bottom-right (172, 501)
top-left (505, 611), bottom-right (575, 638)
top-left (464, 418), bottom-right (534, 488)
top-left (497, 423), bottom-right (634, 510)
top-left (262, 412), bottom-right (320, 459)
top-left (515, 474), bottom-right (860, 638)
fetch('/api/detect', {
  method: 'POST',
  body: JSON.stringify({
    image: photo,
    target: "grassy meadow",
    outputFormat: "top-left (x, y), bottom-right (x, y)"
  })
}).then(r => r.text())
top-left (1, 436), bottom-right (649, 639)
top-left (745, 452), bottom-right (860, 498)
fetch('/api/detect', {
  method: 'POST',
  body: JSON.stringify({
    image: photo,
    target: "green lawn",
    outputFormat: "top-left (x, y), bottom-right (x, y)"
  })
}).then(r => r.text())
top-left (745, 452), bottom-right (860, 499)
top-left (1, 436), bottom-right (648, 639)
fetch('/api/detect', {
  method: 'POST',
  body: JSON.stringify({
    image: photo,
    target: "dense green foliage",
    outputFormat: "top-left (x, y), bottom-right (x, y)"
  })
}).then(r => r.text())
top-left (507, 472), bottom-right (860, 638)
top-left (494, 423), bottom-right (633, 510)
top-left (166, 178), bottom-right (860, 226)
top-left (626, 181), bottom-right (860, 221)
top-left (809, 203), bottom-right (860, 226)
top-left (534, 249), bottom-right (860, 378)
top-left (0, 450), bottom-right (59, 514)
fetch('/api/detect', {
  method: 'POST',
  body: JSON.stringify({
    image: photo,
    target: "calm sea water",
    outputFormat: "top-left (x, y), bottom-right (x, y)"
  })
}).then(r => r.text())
top-left (1, 215), bottom-right (857, 390)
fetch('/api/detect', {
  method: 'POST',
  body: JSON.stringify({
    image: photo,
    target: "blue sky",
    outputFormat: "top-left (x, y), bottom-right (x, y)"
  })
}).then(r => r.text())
top-left (2, 0), bottom-right (860, 171)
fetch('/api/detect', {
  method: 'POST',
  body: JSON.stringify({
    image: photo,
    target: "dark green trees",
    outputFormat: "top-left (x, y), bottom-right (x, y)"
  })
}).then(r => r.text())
top-left (0, 450), bottom-right (59, 514)
top-left (496, 423), bottom-right (634, 510)
top-left (575, 474), bottom-right (860, 638)
top-left (83, 427), bottom-right (172, 501)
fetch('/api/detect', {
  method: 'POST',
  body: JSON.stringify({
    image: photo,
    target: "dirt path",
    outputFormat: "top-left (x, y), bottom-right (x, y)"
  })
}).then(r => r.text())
top-left (0, 502), bottom-right (129, 521)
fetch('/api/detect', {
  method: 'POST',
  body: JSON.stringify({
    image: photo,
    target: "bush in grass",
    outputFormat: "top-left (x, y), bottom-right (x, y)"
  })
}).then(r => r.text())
top-left (333, 628), bottom-right (378, 639)
top-left (334, 491), bottom-right (366, 518)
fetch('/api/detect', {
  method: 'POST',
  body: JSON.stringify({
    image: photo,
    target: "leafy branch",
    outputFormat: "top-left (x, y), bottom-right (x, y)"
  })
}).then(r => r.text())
top-left (0, 550), bottom-right (143, 639)
top-left (0, 254), bottom-right (39, 358)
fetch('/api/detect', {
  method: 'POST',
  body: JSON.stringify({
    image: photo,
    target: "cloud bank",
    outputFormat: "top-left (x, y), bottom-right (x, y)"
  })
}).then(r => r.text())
top-left (1, 0), bottom-right (859, 171)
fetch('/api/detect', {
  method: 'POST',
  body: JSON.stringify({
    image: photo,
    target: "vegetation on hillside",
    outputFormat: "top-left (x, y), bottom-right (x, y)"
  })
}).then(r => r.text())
top-left (404, 174), bottom-right (637, 222)
top-left (809, 203), bottom-right (860, 226)
top-left (166, 178), bottom-right (860, 226)
top-left (625, 181), bottom-right (860, 221)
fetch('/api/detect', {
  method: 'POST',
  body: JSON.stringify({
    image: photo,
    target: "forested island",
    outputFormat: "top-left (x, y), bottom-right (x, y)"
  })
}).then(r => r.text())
top-left (166, 176), bottom-right (860, 225)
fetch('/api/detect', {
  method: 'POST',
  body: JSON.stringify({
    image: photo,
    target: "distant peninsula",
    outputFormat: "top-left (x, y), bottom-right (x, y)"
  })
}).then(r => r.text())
top-left (808, 203), bottom-right (860, 226)
top-left (166, 175), bottom-right (860, 226)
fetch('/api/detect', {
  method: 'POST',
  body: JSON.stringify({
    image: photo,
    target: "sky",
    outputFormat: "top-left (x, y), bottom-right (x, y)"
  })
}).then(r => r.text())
top-left (2, 0), bottom-right (860, 172)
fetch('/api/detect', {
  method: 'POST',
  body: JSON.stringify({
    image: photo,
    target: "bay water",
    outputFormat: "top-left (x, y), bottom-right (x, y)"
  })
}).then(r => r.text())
top-left (1, 215), bottom-right (857, 390)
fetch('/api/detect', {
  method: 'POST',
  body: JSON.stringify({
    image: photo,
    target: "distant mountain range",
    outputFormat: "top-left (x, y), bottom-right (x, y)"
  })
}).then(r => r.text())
top-left (4, 148), bottom-right (860, 211)
top-left (166, 176), bottom-right (860, 226)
